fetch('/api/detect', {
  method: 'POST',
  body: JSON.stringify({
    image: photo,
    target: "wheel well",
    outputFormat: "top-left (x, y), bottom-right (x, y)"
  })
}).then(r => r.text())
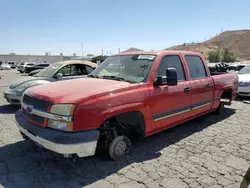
top-left (221, 88), bottom-right (233, 101)
top-left (100, 111), bottom-right (146, 139)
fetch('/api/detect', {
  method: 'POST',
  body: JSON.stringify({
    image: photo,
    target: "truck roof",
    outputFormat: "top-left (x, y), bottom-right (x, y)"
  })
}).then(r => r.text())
top-left (117, 50), bottom-right (202, 56)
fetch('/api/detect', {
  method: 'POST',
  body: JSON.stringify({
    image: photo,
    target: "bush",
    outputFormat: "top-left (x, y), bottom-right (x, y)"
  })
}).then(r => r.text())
top-left (91, 55), bottom-right (108, 63)
top-left (208, 51), bottom-right (220, 63)
top-left (221, 48), bottom-right (236, 62)
top-left (208, 48), bottom-right (237, 63)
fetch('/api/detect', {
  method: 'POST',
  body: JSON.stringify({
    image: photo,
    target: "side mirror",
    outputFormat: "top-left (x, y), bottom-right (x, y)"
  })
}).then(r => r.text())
top-left (154, 68), bottom-right (178, 86)
top-left (54, 73), bottom-right (63, 79)
top-left (166, 67), bottom-right (178, 86)
top-left (154, 75), bottom-right (167, 86)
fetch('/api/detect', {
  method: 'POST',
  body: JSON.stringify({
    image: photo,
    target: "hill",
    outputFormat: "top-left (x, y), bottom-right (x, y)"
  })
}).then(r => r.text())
top-left (121, 47), bottom-right (144, 53)
top-left (167, 29), bottom-right (250, 60)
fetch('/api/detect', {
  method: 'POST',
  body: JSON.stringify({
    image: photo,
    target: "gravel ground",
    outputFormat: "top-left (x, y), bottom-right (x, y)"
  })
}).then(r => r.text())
top-left (0, 69), bottom-right (250, 188)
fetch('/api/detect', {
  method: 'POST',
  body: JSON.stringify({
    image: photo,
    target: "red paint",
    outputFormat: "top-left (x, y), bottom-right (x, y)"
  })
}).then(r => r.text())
top-left (25, 51), bottom-right (238, 136)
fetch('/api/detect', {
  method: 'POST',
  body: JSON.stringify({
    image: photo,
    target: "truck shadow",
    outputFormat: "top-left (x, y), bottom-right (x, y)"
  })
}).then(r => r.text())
top-left (0, 104), bottom-right (20, 114)
top-left (240, 166), bottom-right (250, 188)
top-left (235, 96), bottom-right (250, 104)
top-left (0, 108), bottom-right (236, 187)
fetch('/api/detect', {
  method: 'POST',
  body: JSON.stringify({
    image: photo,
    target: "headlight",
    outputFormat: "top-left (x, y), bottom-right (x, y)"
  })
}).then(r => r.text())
top-left (48, 104), bottom-right (76, 131)
top-left (17, 83), bottom-right (29, 92)
top-left (48, 120), bottom-right (73, 131)
top-left (50, 104), bottom-right (76, 116)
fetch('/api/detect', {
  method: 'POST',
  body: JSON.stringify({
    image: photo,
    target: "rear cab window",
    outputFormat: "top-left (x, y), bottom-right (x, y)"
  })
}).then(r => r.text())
top-left (185, 55), bottom-right (207, 80)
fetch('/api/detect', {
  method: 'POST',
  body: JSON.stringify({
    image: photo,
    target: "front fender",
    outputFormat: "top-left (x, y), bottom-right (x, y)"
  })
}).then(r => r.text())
top-left (95, 102), bottom-right (151, 129)
top-left (73, 102), bottom-right (152, 131)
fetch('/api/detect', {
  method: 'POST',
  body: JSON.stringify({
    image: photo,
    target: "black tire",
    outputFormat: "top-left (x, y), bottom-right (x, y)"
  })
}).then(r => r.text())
top-left (20, 131), bottom-right (29, 140)
top-left (214, 102), bottom-right (224, 115)
top-left (109, 136), bottom-right (131, 160)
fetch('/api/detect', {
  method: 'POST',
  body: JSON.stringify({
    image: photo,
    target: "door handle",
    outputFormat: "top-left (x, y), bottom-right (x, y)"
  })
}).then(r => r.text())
top-left (184, 87), bottom-right (190, 93)
top-left (205, 84), bottom-right (211, 88)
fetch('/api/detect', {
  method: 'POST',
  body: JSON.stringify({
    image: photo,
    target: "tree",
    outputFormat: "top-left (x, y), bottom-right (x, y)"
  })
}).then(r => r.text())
top-left (221, 48), bottom-right (236, 62)
top-left (208, 51), bottom-right (220, 63)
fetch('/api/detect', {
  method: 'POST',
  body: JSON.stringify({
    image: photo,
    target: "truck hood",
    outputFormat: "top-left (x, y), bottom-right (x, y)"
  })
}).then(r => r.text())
top-left (238, 74), bottom-right (250, 82)
top-left (25, 78), bottom-right (139, 104)
top-left (9, 76), bottom-right (49, 89)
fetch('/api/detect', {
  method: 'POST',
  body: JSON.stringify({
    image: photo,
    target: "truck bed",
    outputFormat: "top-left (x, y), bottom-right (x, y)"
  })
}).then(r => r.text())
top-left (211, 72), bottom-right (238, 101)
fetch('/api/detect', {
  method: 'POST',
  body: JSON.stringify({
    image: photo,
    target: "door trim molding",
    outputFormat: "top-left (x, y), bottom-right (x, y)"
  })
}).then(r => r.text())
top-left (152, 100), bottom-right (212, 121)
top-left (153, 105), bottom-right (191, 121)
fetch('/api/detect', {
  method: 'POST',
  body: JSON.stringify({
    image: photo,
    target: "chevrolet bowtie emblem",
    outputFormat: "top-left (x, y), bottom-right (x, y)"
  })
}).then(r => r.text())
top-left (26, 105), bottom-right (33, 113)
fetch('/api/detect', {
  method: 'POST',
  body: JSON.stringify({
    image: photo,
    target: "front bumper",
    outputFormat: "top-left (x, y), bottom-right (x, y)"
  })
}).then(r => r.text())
top-left (4, 89), bottom-right (22, 104)
top-left (238, 87), bottom-right (250, 97)
top-left (15, 110), bottom-right (100, 157)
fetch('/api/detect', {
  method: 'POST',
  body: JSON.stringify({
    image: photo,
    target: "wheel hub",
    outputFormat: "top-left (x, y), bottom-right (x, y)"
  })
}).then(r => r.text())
top-left (114, 141), bottom-right (127, 156)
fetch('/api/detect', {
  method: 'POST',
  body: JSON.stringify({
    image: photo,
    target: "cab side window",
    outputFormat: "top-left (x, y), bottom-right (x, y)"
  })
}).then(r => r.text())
top-left (157, 55), bottom-right (186, 81)
top-left (185, 55), bottom-right (207, 80)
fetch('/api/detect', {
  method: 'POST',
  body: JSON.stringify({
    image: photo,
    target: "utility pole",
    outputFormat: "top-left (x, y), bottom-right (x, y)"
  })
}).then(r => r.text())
top-left (81, 42), bottom-right (83, 57)
top-left (101, 49), bottom-right (103, 56)
top-left (118, 48), bottom-right (120, 54)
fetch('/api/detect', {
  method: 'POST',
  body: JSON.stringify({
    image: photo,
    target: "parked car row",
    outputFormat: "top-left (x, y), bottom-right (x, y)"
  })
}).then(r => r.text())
top-left (0, 61), bottom-right (17, 70)
top-left (5, 51), bottom-right (240, 161)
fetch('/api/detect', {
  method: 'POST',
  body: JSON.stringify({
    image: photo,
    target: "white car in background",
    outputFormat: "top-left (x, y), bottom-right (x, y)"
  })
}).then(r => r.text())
top-left (0, 64), bottom-right (11, 70)
top-left (237, 65), bottom-right (250, 97)
top-left (17, 62), bottom-right (34, 73)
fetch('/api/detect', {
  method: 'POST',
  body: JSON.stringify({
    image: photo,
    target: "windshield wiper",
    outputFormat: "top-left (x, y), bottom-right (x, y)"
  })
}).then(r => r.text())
top-left (88, 74), bottom-right (99, 78)
top-left (101, 75), bottom-right (135, 83)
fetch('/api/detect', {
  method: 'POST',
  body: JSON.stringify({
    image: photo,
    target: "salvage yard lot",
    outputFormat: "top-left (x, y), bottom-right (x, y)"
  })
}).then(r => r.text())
top-left (0, 69), bottom-right (250, 188)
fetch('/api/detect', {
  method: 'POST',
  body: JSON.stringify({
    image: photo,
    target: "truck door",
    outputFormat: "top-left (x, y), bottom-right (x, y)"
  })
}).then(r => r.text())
top-left (149, 55), bottom-right (192, 134)
top-left (184, 55), bottom-right (213, 116)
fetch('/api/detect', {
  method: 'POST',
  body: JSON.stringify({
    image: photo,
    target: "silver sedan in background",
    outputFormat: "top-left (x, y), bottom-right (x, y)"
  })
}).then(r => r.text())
top-left (4, 60), bottom-right (97, 104)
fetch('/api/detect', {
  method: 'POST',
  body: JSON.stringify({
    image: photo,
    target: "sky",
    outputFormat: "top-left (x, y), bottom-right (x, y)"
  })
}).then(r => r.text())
top-left (0, 0), bottom-right (250, 56)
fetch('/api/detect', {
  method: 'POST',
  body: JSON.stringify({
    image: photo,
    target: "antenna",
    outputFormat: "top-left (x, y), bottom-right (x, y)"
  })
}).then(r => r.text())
top-left (81, 42), bottom-right (83, 57)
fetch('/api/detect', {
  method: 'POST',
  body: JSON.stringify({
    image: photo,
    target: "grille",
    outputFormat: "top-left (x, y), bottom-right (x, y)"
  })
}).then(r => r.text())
top-left (23, 108), bottom-right (45, 124)
top-left (23, 94), bottom-right (50, 111)
top-left (239, 92), bottom-right (250, 95)
top-left (238, 82), bottom-right (250, 87)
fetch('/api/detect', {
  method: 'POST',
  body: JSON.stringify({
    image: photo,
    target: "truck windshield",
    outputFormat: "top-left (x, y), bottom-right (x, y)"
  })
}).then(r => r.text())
top-left (89, 55), bottom-right (156, 83)
top-left (238, 65), bottom-right (250, 74)
top-left (34, 63), bottom-right (62, 77)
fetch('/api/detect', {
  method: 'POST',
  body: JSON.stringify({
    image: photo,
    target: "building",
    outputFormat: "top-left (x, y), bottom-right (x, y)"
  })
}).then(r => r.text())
top-left (0, 53), bottom-right (97, 65)
top-left (0, 54), bottom-right (74, 65)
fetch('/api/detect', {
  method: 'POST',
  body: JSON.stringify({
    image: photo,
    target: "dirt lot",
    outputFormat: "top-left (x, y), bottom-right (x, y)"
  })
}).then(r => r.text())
top-left (0, 69), bottom-right (250, 188)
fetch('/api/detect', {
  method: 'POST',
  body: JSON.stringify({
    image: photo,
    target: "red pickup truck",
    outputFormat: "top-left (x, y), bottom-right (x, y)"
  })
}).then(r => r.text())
top-left (15, 51), bottom-right (238, 160)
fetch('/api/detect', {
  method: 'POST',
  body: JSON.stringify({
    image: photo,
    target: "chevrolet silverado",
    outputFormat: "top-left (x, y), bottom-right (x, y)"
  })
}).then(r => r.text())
top-left (15, 51), bottom-right (238, 160)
